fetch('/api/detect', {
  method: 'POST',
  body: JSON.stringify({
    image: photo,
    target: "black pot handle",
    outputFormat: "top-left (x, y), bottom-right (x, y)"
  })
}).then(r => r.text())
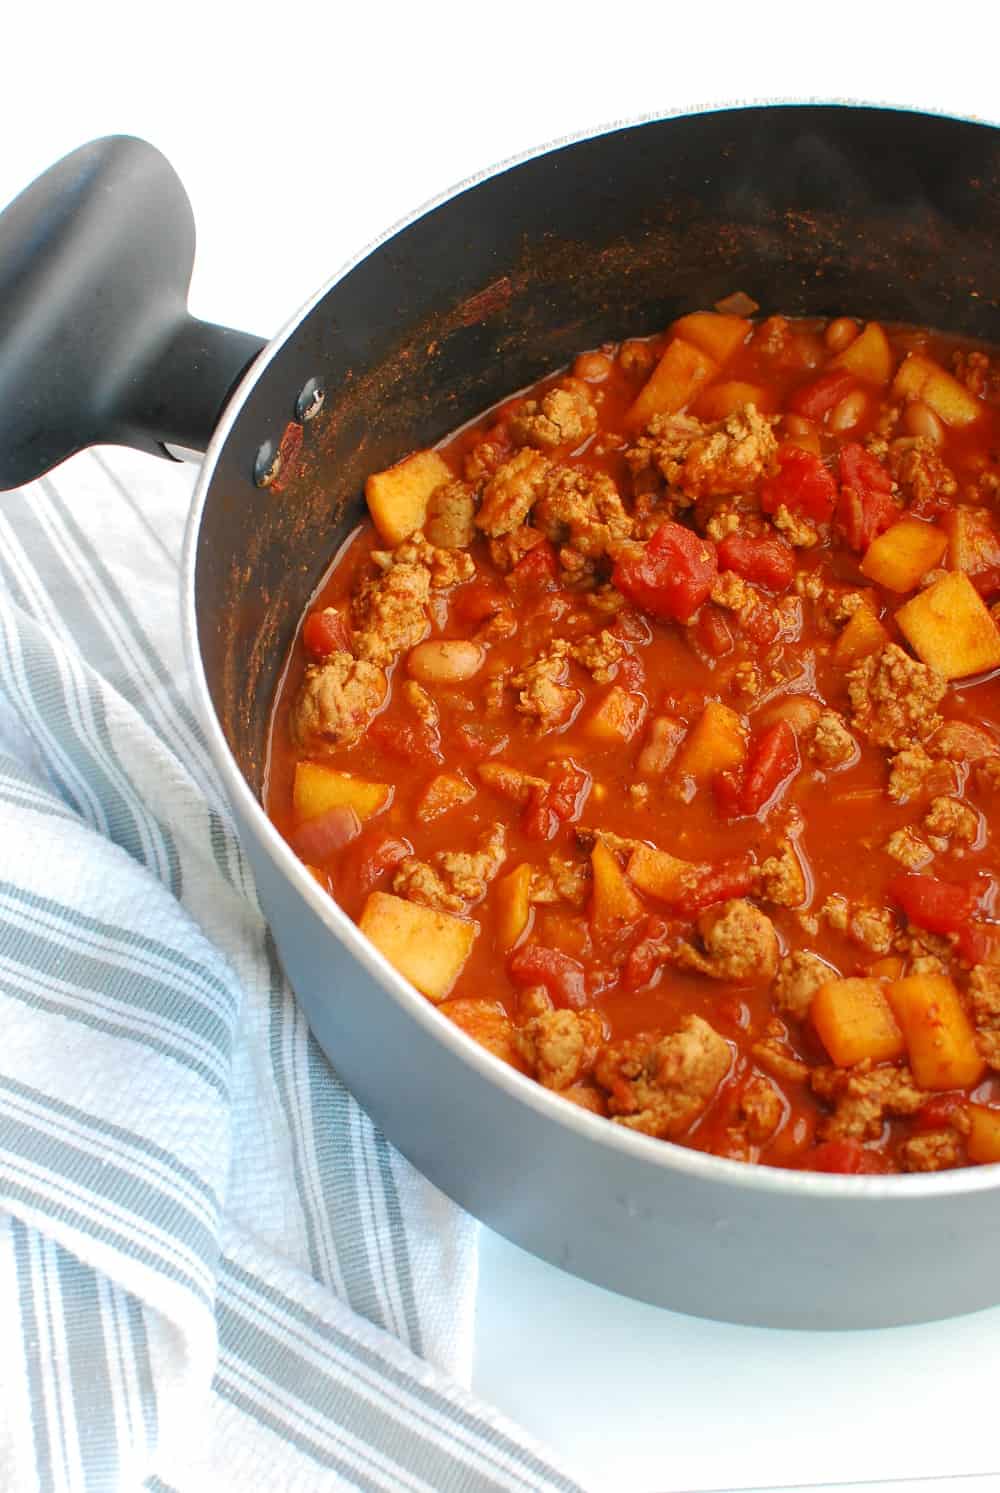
top-left (0, 136), bottom-right (267, 490)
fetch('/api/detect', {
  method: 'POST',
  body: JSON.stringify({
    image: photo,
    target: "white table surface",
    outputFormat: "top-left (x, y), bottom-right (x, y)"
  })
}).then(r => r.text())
top-left (6, 6), bottom-right (1000, 1491)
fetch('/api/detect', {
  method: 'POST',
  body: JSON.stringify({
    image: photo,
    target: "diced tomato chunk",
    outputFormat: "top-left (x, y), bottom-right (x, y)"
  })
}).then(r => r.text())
top-left (522, 786), bottom-right (559, 841)
top-left (811, 1139), bottom-right (885, 1174)
top-left (368, 717), bottom-right (442, 765)
top-left (290, 805), bottom-right (362, 862)
top-left (717, 532), bottom-right (796, 592)
top-left (508, 944), bottom-right (589, 1009)
top-left (788, 368), bottom-right (857, 421)
top-left (718, 721), bottom-right (799, 819)
top-left (507, 541), bottom-right (559, 598)
top-left (522, 763), bottom-right (589, 841)
top-left (617, 652), bottom-right (646, 692)
top-left (547, 762), bottom-right (590, 821)
top-left (302, 608), bottom-right (351, 657)
top-left (611, 521), bottom-right (718, 623)
top-left (761, 444), bottom-right (837, 521)
top-left (889, 873), bottom-right (980, 935)
top-left (956, 919), bottom-right (1000, 967)
top-left (623, 918), bottom-right (670, 992)
top-left (836, 442), bottom-right (897, 551)
top-left (743, 721), bottom-right (799, 814)
top-left (340, 830), bottom-right (413, 900)
top-left (674, 857), bottom-right (755, 916)
top-left (915, 1093), bottom-right (970, 1133)
top-left (694, 603), bottom-right (734, 658)
top-left (712, 768), bottom-right (743, 818)
top-left (451, 580), bottom-right (511, 626)
top-left (447, 723), bottom-right (510, 761)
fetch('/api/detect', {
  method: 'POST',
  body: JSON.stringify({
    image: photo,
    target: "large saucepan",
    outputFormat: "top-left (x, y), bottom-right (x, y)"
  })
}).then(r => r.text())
top-left (4, 104), bottom-right (1000, 1329)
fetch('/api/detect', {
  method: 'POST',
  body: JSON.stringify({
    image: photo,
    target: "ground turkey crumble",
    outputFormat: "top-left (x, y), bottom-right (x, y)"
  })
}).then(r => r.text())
top-left (627, 403), bottom-right (778, 500)
top-left (291, 652), bottom-right (387, 751)
top-left (475, 449), bottom-right (552, 536)
top-left (970, 964), bottom-right (1000, 1070)
top-left (810, 1063), bottom-right (925, 1140)
top-left (425, 480), bottom-right (476, 548)
top-left (593, 1015), bottom-right (732, 1139)
top-left (756, 839), bottom-right (808, 908)
top-left (820, 894), bottom-right (896, 954)
top-left (515, 1008), bottom-right (606, 1089)
top-left (510, 640), bottom-right (580, 731)
top-left (847, 643), bottom-right (946, 750)
top-left (886, 744), bottom-right (958, 804)
top-left (673, 900), bottom-right (780, 983)
top-left (888, 437), bottom-right (958, 511)
top-left (809, 709), bottom-right (857, 770)
top-left (352, 534), bottom-right (474, 667)
top-left (393, 823), bottom-right (507, 913)
top-left (508, 380), bottom-right (598, 452)
top-left (533, 467), bottom-right (633, 560)
top-left (772, 950), bottom-right (835, 1021)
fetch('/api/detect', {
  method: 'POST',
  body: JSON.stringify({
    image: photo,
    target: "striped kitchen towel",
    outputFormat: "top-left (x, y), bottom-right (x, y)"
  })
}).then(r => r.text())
top-left (0, 447), bottom-right (585, 1493)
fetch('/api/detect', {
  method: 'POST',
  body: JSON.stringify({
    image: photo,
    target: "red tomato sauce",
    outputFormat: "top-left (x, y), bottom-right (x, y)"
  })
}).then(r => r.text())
top-left (266, 310), bottom-right (1000, 1175)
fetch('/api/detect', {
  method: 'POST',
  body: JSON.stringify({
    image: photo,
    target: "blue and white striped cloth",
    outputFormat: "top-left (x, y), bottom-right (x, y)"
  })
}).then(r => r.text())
top-left (0, 448), bottom-right (585, 1493)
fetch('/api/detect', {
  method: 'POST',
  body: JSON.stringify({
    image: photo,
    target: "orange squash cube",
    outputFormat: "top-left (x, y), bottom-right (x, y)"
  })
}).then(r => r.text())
top-left (860, 518), bottom-right (948, 593)
top-left (293, 763), bottom-right (391, 821)
top-left (583, 687), bottom-right (647, 744)
top-left (830, 321), bottom-right (893, 385)
top-left (416, 772), bottom-right (475, 823)
top-left (590, 839), bottom-right (644, 933)
top-left (867, 956), bottom-right (906, 981)
top-left (892, 352), bottom-right (982, 427)
top-left (674, 701), bottom-right (747, 783)
top-left (887, 974), bottom-right (986, 1090)
top-left (967, 1104), bottom-right (1000, 1164)
top-left (495, 863), bottom-right (533, 952)
top-left (896, 570), bottom-right (1000, 680)
top-left (625, 337), bottom-right (718, 430)
top-left (946, 507), bottom-right (1000, 583)
top-left (359, 892), bottom-right (477, 1002)
top-left (811, 978), bottom-right (906, 1066)
top-left (671, 311), bottom-right (751, 366)
top-left (365, 449), bottom-right (453, 546)
top-left (625, 844), bottom-right (695, 902)
top-left (694, 380), bottom-right (773, 420)
top-left (833, 604), bottom-right (890, 666)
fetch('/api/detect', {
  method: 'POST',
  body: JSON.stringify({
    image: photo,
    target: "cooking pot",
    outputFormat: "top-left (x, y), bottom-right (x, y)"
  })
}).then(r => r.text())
top-left (3, 104), bottom-right (1000, 1329)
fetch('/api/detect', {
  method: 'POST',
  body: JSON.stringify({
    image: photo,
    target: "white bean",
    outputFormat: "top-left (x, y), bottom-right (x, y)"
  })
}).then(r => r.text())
top-left (825, 317), bottom-right (859, 353)
top-left (760, 694), bottom-right (822, 735)
top-left (830, 388), bottom-right (869, 432)
top-left (406, 639), bottom-right (486, 684)
top-left (903, 400), bottom-right (945, 446)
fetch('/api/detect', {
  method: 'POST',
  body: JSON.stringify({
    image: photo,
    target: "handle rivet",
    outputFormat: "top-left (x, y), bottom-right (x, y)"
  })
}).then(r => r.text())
top-left (296, 377), bottom-right (325, 422)
top-left (254, 439), bottom-right (281, 488)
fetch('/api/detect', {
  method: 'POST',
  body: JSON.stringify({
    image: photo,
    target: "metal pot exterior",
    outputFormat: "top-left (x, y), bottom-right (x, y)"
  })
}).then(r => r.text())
top-left (184, 105), bottom-right (1000, 1328)
top-left (242, 808), bottom-right (1000, 1329)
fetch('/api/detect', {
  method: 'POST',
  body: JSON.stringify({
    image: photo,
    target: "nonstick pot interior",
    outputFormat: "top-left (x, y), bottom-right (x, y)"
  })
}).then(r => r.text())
top-left (195, 103), bottom-right (1000, 788)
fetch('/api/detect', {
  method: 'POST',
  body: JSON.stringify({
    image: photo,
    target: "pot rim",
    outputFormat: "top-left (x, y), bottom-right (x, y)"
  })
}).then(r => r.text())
top-left (181, 97), bottom-right (1000, 1207)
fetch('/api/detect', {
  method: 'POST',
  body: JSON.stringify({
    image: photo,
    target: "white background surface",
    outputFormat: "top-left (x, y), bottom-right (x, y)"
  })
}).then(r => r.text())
top-left (4, 4), bottom-right (1000, 1491)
